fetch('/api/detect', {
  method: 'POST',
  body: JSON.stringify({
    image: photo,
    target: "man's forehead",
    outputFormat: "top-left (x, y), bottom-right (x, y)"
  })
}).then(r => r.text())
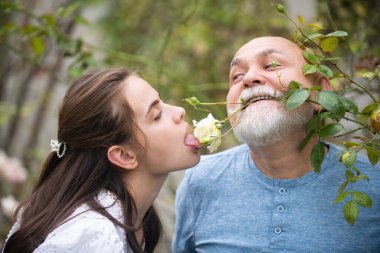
top-left (230, 37), bottom-right (302, 67)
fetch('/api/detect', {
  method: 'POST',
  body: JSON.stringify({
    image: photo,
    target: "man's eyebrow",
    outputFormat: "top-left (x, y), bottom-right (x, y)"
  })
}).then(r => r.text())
top-left (257, 48), bottom-right (283, 57)
top-left (145, 94), bottom-right (161, 118)
top-left (230, 58), bottom-right (240, 67)
top-left (230, 48), bottom-right (283, 67)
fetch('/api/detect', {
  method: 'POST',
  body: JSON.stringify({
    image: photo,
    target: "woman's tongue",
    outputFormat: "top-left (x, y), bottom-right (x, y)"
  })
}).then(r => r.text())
top-left (184, 134), bottom-right (201, 149)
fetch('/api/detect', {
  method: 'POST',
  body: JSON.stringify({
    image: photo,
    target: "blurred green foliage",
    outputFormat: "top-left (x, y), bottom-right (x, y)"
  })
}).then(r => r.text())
top-left (1, 0), bottom-right (379, 250)
top-left (98, 0), bottom-right (290, 145)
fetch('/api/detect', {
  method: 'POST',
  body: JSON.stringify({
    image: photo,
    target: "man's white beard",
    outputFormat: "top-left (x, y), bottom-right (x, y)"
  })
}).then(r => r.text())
top-left (229, 86), bottom-right (313, 147)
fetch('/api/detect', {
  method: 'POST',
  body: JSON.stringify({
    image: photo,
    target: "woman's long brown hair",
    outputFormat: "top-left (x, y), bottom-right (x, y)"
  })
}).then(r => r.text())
top-left (3, 68), bottom-right (162, 253)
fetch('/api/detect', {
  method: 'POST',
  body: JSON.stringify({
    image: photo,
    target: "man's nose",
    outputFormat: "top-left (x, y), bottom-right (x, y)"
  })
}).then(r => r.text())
top-left (242, 69), bottom-right (266, 88)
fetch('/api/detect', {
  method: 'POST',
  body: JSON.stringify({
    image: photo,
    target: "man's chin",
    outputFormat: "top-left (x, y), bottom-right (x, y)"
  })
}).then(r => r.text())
top-left (235, 130), bottom-right (285, 147)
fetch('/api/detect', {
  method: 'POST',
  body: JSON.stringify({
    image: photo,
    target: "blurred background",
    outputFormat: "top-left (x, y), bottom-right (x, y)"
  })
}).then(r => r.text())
top-left (0, 0), bottom-right (379, 251)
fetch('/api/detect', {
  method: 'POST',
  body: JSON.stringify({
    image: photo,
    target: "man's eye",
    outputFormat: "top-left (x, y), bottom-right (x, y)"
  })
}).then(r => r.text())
top-left (153, 111), bottom-right (162, 121)
top-left (232, 74), bottom-right (244, 82)
top-left (265, 62), bottom-right (281, 70)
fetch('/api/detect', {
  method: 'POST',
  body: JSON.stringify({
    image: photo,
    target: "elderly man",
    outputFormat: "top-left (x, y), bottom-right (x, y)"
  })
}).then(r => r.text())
top-left (172, 37), bottom-right (380, 252)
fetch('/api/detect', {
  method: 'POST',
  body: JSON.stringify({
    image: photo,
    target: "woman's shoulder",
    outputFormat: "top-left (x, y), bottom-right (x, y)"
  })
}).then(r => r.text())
top-left (34, 190), bottom-right (130, 253)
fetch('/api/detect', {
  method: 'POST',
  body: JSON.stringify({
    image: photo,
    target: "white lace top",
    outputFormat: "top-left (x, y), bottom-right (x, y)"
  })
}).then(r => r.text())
top-left (5, 190), bottom-right (133, 253)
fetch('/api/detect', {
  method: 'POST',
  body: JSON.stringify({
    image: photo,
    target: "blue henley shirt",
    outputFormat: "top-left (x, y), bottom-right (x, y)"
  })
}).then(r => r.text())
top-left (173, 143), bottom-right (380, 253)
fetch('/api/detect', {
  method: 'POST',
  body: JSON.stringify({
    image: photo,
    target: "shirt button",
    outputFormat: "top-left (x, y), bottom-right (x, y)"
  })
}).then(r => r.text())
top-left (274, 227), bottom-right (282, 234)
top-left (277, 205), bottom-right (284, 213)
top-left (279, 188), bottom-right (286, 194)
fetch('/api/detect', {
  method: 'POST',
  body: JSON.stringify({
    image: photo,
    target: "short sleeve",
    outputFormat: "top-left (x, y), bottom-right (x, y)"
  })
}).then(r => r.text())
top-left (172, 172), bottom-right (195, 253)
top-left (34, 215), bottom-right (128, 253)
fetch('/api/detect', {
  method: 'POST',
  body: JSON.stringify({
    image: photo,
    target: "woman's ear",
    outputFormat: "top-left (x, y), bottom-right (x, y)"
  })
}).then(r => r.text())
top-left (107, 145), bottom-right (138, 170)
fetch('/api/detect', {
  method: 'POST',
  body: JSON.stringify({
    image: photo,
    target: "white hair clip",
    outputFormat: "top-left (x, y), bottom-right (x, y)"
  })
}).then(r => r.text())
top-left (50, 140), bottom-right (67, 158)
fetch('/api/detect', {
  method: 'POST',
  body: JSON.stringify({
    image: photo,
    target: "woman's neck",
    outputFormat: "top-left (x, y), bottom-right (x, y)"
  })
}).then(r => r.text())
top-left (124, 171), bottom-right (168, 227)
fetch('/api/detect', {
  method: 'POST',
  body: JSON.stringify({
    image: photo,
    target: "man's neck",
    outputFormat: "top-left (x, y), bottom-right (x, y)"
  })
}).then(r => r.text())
top-left (249, 130), bottom-right (320, 179)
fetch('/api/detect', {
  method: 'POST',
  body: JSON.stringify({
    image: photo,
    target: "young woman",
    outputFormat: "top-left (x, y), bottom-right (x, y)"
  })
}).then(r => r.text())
top-left (3, 68), bottom-right (201, 253)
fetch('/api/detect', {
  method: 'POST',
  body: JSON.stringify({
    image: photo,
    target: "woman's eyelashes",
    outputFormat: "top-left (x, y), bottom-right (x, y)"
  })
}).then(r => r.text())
top-left (153, 111), bottom-right (162, 121)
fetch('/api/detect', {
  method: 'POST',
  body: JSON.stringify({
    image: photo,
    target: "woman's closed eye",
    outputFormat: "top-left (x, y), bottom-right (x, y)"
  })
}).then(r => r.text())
top-left (153, 111), bottom-right (162, 121)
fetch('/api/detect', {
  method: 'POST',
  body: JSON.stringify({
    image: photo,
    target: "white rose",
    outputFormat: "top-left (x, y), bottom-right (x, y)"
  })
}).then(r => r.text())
top-left (193, 113), bottom-right (222, 153)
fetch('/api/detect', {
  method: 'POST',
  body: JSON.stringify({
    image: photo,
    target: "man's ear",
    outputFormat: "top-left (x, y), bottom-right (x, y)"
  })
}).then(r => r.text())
top-left (317, 75), bottom-right (332, 91)
top-left (107, 145), bottom-right (138, 170)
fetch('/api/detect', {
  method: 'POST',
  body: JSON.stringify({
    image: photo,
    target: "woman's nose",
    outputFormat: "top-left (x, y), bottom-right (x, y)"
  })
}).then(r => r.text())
top-left (173, 106), bottom-right (185, 123)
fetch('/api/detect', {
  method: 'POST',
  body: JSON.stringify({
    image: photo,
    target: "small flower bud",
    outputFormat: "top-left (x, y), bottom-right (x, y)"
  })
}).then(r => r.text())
top-left (275, 4), bottom-right (286, 14)
top-left (183, 97), bottom-right (202, 106)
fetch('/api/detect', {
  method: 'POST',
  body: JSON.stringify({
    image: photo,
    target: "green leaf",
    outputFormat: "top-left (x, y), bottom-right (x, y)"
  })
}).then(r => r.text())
top-left (31, 36), bottom-right (45, 55)
top-left (288, 80), bottom-right (303, 90)
top-left (68, 66), bottom-right (84, 79)
top-left (353, 192), bottom-right (372, 208)
top-left (325, 31), bottom-right (348, 37)
top-left (361, 72), bottom-right (376, 78)
top-left (303, 51), bottom-right (319, 64)
top-left (345, 170), bottom-right (355, 182)
top-left (318, 123), bottom-right (344, 138)
top-left (324, 56), bottom-right (341, 61)
top-left (339, 180), bottom-right (348, 193)
top-left (352, 136), bottom-right (367, 142)
top-left (303, 64), bottom-right (317, 75)
top-left (317, 91), bottom-right (345, 119)
top-left (318, 65), bottom-right (334, 78)
top-left (307, 33), bottom-right (323, 41)
top-left (307, 23), bottom-right (326, 30)
top-left (58, 2), bottom-right (81, 18)
top-left (286, 88), bottom-right (310, 110)
top-left (320, 37), bottom-right (339, 53)
top-left (362, 103), bottom-right (380, 115)
top-left (342, 141), bottom-right (361, 148)
top-left (306, 115), bottom-right (319, 133)
top-left (344, 200), bottom-right (359, 225)
top-left (311, 142), bottom-right (325, 173)
top-left (365, 146), bottom-right (380, 166)
top-left (310, 85), bottom-right (322, 91)
top-left (298, 129), bottom-right (316, 151)
top-left (334, 191), bottom-right (349, 204)
top-left (74, 15), bottom-right (90, 26)
top-left (351, 166), bottom-right (361, 176)
top-left (338, 96), bottom-right (359, 114)
top-left (342, 151), bottom-right (357, 168)
top-left (355, 175), bottom-right (370, 181)
top-left (41, 14), bottom-right (56, 27)
top-left (298, 15), bottom-right (305, 24)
